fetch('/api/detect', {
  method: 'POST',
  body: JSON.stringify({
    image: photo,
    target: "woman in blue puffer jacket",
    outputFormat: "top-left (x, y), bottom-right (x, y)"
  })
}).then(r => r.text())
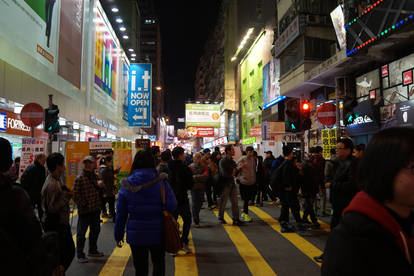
top-left (114, 149), bottom-right (177, 276)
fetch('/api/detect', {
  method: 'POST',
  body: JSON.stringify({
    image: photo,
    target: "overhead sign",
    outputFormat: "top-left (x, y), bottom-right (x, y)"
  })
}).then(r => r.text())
top-left (203, 137), bottom-right (228, 149)
top-left (128, 63), bottom-right (152, 127)
top-left (187, 126), bottom-right (214, 137)
top-left (317, 103), bottom-right (337, 126)
top-left (274, 16), bottom-right (301, 57)
top-left (185, 104), bottom-right (221, 128)
top-left (90, 115), bottom-right (118, 132)
top-left (21, 103), bottom-right (44, 127)
top-left (242, 137), bottom-right (256, 145)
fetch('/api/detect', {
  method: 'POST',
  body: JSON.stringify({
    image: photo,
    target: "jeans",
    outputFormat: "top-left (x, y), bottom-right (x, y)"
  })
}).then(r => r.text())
top-left (76, 211), bottom-right (101, 258)
top-left (102, 196), bottom-right (115, 216)
top-left (278, 191), bottom-right (301, 223)
top-left (44, 222), bottom-right (75, 271)
top-left (205, 179), bottom-right (217, 206)
top-left (172, 201), bottom-right (191, 245)
top-left (218, 183), bottom-right (240, 220)
top-left (302, 197), bottom-right (317, 223)
top-left (130, 244), bottom-right (165, 276)
top-left (239, 183), bottom-right (257, 214)
top-left (191, 190), bottom-right (204, 224)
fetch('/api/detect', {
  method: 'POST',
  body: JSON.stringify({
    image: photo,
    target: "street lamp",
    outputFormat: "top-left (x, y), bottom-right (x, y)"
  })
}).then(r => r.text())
top-left (156, 86), bottom-right (162, 91)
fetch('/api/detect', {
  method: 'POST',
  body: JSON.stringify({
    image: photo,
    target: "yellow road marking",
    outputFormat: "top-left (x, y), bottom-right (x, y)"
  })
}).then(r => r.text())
top-left (72, 217), bottom-right (109, 246)
top-left (250, 207), bottom-right (323, 266)
top-left (99, 235), bottom-right (131, 276)
top-left (213, 210), bottom-right (277, 276)
top-left (70, 209), bottom-right (78, 218)
top-left (174, 217), bottom-right (198, 276)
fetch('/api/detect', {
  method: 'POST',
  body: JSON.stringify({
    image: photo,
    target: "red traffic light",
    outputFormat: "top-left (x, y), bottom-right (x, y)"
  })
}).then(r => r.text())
top-left (302, 102), bottom-right (310, 111)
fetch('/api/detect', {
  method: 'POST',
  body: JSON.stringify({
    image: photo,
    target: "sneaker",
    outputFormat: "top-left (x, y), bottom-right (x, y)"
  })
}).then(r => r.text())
top-left (232, 220), bottom-right (245, 226)
top-left (88, 251), bottom-right (104, 257)
top-left (182, 244), bottom-right (191, 254)
top-left (243, 213), bottom-right (252, 222)
top-left (241, 212), bottom-right (247, 220)
top-left (78, 257), bottom-right (89, 263)
top-left (218, 218), bottom-right (227, 224)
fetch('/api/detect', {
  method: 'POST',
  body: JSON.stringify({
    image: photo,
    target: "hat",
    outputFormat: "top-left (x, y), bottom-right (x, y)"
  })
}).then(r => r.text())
top-left (82, 156), bottom-right (95, 163)
top-left (265, 151), bottom-right (273, 155)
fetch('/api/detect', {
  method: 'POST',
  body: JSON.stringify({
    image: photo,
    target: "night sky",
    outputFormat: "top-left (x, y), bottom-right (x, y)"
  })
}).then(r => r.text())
top-left (155, 0), bottom-right (221, 128)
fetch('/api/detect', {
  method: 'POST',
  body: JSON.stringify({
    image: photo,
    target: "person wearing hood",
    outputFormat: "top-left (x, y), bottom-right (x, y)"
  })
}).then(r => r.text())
top-left (115, 148), bottom-right (177, 276)
top-left (322, 127), bottom-right (414, 276)
top-left (168, 146), bottom-right (193, 253)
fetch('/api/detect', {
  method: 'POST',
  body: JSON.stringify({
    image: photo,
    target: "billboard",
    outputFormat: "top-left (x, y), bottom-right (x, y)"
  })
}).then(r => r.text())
top-left (94, 3), bottom-right (119, 101)
top-left (127, 63), bottom-right (152, 127)
top-left (58, 0), bottom-right (84, 88)
top-left (121, 60), bottom-right (129, 122)
top-left (0, 0), bottom-right (60, 71)
top-left (330, 5), bottom-right (346, 50)
top-left (263, 59), bottom-right (281, 109)
top-left (185, 104), bottom-right (221, 128)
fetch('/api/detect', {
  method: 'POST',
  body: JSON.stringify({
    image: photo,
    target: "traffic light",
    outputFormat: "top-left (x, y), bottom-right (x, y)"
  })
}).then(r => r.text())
top-left (44, 104), bottom-right (60, 133)
top-left (285, 99), bottom-right (300, 132)
top-left (342, 98), bottom-right (358, 126)
top-left (300, 101), bottom-right (312, 131)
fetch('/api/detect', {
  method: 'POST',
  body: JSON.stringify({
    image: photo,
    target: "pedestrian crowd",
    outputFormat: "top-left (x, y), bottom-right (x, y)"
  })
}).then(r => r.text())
top-left (0, 126), bottom-right (413, 276)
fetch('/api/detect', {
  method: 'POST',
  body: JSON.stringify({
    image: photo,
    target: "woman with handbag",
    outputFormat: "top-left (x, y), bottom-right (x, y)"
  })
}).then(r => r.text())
top-left (114, 149), bottom-right (177, 276)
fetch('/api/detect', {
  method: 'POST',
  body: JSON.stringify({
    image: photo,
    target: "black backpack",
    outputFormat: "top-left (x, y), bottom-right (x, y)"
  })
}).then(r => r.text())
top-left (269, 160), bottom-right (287, 196)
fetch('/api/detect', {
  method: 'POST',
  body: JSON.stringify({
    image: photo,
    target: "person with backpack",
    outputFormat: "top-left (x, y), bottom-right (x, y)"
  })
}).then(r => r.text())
top-left (41, 152), bottom-right (75, 272)
top-left (168, 146), bottom-right (193, 253)
top-left (0, 137), bottom-right (47, 275)
top-left (115, 149), bottom-right (177, 276)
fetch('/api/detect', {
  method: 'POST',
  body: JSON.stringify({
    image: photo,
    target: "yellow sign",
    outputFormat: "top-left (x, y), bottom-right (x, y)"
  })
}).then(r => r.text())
top-left (112, 142), bottom-right (133, 188)
top-left (321, 128), bottom-right (338, 159)
top-left (65, 142), bottom-right (90, 191)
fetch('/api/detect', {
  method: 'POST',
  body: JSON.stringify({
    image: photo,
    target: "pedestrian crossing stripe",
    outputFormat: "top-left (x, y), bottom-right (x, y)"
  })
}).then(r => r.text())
top-left (213, 210), bottom-right (278, 276)
top-left (99, 235), bottom-right (131, 276)
top-left (250, 207), bottom-right (323, 266)
top-left (175, 217), bottom-right (198, 276)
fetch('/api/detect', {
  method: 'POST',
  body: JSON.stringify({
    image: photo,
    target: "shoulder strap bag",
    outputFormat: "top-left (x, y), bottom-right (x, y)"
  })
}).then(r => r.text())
top-left (161, 181), bottom-right (182, 254)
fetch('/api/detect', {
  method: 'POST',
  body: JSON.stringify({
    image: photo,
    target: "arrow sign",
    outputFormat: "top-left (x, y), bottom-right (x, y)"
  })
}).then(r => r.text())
top-left (128, 64), bottom-right (152, 127)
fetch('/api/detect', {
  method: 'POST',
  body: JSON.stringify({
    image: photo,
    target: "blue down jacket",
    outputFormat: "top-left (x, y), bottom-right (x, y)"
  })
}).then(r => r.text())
top-left (114, 168), bottom-right (177, 246)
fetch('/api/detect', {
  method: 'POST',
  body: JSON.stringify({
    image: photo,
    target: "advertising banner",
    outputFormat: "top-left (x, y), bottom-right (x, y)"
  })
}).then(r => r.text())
top-left (89, 141), bottom-right (112, 157)
top-left (94, 3), bottom-right (119, 102)
top-left (203, 137), bottom-right (228, 149)
top-left (321, 129), bottom-right (338, 159)
top-left (58, 0), bottom-right (84, 88)
top-left (250, 126), bottom-right (262, 137)
top-left (65, 142), bottom-right (89, 190)
top-left (166, 125), bottom-right (175, 144)
top-left (128, 63), bottom-right (152, 127)
top-left (186, 127), bottom-right (214, 137)
top-left (121, 60), bottom-right (130, 122)
top-left (112, 141), bottom-right (132, 188)
top-left (228, 112), bottom-right (237, 142)
top-left (0, 0), bottom-right (60, 71)
top-left (19, 138), bottom-right (46, 178)
top-left (185, 104), bottom-right (221, 128)
top-left (263, 59), bottom-right (281, 109)
top-left (330, 5), bottom-right (346, 50)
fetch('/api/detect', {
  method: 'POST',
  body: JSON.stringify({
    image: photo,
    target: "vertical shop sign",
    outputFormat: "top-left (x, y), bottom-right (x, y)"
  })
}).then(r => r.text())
top-left (321, 129), bottom-right (337, 159)
top-left (19, 138), bottom-right (46, 178)
top-left (128, 64), bottom-right (152, 127)
top-left (65, 142), bottom-right (90, 190)
top-left (112, 141), bottom-right (133, 189)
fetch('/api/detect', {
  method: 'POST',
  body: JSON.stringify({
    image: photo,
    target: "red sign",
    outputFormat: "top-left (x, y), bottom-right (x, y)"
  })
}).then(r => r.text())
top-left (186, 127), bottom-right (214, 137)
top-left (21, 103), bottom-right (44, 127)
top-left (0, 109), bottom-right (47, 138)
top-left (250, 126), bottom-right (262, 137)
top-left (369, 90), bottom-right (376, 99)
top-left (403, 70), bottom-right (413, 86)
top-left (381, 65), bottom-right (389, 77)
top-left (316, 103), bottom-right (337, 126)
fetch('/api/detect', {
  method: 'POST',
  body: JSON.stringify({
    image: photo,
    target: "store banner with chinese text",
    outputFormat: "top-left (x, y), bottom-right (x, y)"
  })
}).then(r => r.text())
top-left (19, 138), bottom-right (46, 178)
top-left (321, 129), bottom-right (338, 159)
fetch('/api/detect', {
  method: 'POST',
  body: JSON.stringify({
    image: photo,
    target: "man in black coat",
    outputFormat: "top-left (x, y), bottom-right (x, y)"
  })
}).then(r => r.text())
top-left (21, 153), bottom-right (47, 220)
top-left (168, 146), bottom-right (193, 253)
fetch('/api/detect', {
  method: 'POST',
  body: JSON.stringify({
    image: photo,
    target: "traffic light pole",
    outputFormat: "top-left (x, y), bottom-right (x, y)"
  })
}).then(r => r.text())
top-left (47, 94), bottom-right (54, 155)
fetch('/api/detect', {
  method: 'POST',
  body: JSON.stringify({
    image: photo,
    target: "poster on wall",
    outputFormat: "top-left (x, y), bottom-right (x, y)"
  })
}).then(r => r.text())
top-left (0, 0), bottom-right (60, 71)
top-left (356, 69), bottom-right (380, 100)
top-left (19, 138), bottom-right (46, 178)
top-left (65, 142), bottom-right (89, 190)
top-left (263, 59), bottom-right (281, 109)
top-left (127, 63), bottom-right (152, 127)
top-left (58, 0), bottom-right (83, 88)
top-left (185, 104), bottom-right (221, 128)
top-left (112, 141), bottom-right (132, 188)
top-left (94, 3), bottom-right (119, 103)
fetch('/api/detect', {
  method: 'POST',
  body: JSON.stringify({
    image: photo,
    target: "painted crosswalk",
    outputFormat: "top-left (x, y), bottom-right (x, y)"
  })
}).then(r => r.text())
top-left (66, 204), bottom-right (330, 276)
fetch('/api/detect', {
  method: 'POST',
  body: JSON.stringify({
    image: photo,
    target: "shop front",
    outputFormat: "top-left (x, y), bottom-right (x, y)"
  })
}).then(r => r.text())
top-left (345, 100), bottom-right (380, 145)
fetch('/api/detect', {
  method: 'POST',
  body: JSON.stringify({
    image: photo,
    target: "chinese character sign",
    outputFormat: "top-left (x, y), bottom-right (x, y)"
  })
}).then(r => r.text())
top-left (321, 129), bottom-right (338, 159)
top-left (128, 64), bottom-right (152, 127)
top-left (19, 138), bottom-right (46, 179)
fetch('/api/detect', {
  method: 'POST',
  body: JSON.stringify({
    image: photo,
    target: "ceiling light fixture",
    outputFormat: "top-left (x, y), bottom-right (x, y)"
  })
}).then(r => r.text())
top-left (131, 53), bottom-right (136, 57)
top-left (128, 48), bottom-right (134, 52)
top-left (123, 35), bottom-right (129, 39)
top-left (116, 18), bottom-right (123, 23)
top-left (131, 58), bottom-right (136, 61)
top-left (111, 7), bottom-right (119, 12)
top-left (119, 26), bottom-right (126, 32)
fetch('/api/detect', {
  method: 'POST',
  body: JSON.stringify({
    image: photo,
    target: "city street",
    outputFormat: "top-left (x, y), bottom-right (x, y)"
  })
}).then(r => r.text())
top-left (67, 202), bottom-right (330, 276)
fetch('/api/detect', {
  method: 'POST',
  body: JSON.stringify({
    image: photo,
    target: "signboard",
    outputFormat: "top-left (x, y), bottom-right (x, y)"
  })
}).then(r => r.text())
top-left (330, 5), bottom-right (346, 50)
top-left (250, 126), bottom-right (262, 137)
top-left (0, 0), bottom-right (60, 71)
top-left (317, 103), bottom-right (337, 126)
top-left (65, 142), bottom-right (90, 190)
top-left (242, 137), bottom-right (256, 145)
top-left (403, 70), bottom-right (413, 86)
top-left (121, 61), bottom-right (130, 122)
top-left (395, 100), bottom-right (414, 127)
top-left (94, 3), bottom-right (119, 101)
top-left (263, 59), bottom-right (281, 109)
top-left (346, 100), bottom-right (380, 136)
top-left (166, 125), bottom-right (175, 143)
top-left (135, 139), bottom-right (151, 151)
top-left (0, 109), bottom-right (31, 136)
top-left (177, 118), bottom-right (185, 123)
top-left (21, 103), bottom-right (44, 127)
top-left (382, 65), bottom-right (389, 77)
top-left (90, 115), bottom-right (118, 132)
top-left (128, 63), bottom-right (152, 127)
top-left (186, 127), bottom-right (214, 137)
top-left (228, 113), bottom-right (237, 142)
top-left (274, 17), bottom-right (300, 57)
top-left (19, 138), bottom-right (46, 178)
top-left (112, 141), bottom-right (133, 188)
top-left (89, 141), bottom-right (112, 157)
top-left (203, 137), bottom-right (228, 149)
top-left (185, 104), bottom-right (221, 128)
top-left (321, 129), bottom-right (338, 159)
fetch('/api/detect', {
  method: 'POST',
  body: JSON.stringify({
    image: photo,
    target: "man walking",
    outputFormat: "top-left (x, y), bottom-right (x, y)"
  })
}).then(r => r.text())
top-left (73, 156), bottom-right (104, 263)
top-left (21, 153), bottom-right (47, 220)
top-left (218, 145), bottom-right (243, 226)
top-left (236, 146), bottom-right (257, 222)
top-left (168, 147), bottom-right (193, 253)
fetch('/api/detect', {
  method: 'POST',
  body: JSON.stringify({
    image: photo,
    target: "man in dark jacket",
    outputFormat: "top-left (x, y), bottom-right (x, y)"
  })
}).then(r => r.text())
top-left (263, 151), bottom-right (275, 173)
top-left (21, 153), bottom-right (46, 220)
top-left (0, 137), bottom-right (46, 275)
top-left (168, 146), bottom-right (193, 253)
